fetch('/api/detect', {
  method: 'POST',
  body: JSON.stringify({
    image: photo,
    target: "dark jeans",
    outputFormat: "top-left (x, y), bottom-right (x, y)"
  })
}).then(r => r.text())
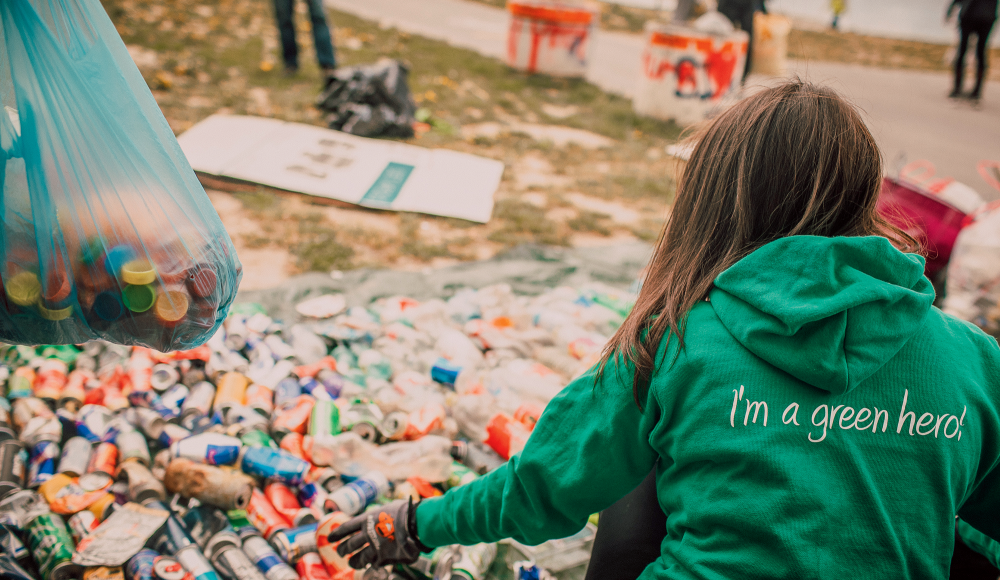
top-left (273, 0), bottom-right (337, 70)
top-left (585, 469), bottom-right (1000, 580)
top-left (585, 469), bottom-right (666, 580)
top-left (719, 6), bottom-right (756, 81)
top-left (954, 17), bottom-right (996, 96)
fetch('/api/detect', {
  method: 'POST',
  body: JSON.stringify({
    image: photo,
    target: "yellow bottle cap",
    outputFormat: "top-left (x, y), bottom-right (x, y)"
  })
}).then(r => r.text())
top-left (5, 272), bottom-right (41, 307)
top-left (121, 260), bottom-right (156, 286)
top-left (37, 300), bottom-right (73, 321)
top-left (155, 290), bottom-right (189, 325)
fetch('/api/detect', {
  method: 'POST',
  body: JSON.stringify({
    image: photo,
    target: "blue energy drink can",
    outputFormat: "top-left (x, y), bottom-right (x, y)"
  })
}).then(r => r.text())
top-left (238, 447), bottom-right (309, 486)
top-left (170, 433), bottom-right (242, 466)
top-left (125, 548), bottom-right (159, 580)
top-left (268, 523), bottom-right (318, 564)
top-left (241, 533), bottom-right (298, 580)
top-left (28, 440), bottom-right (59, 488)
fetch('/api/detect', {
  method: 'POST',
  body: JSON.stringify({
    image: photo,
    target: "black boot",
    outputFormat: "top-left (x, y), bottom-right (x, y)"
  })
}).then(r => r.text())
top-left (969, 65), bottom-right (985, 101)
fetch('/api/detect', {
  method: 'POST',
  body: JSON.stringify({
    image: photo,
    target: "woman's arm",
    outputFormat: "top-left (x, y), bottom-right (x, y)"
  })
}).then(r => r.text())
top-left (416, 361), bottom-right (661, 548)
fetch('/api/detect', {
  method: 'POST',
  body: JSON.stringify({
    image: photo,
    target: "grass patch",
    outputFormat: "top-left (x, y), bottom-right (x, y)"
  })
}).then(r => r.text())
top-left (233, 188), bottom-right (281, 215)
top-left (579, 174), bottom-right (675, 202)
top-left (488, 199), bottom-right (568, 247)
top-left (568, 210), bottom-right (612, 236)
top-left (291, 213), bottom-right (354, 271)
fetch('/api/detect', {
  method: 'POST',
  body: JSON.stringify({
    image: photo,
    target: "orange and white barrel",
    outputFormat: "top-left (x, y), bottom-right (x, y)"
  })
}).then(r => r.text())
top-left (633, 22), bottom-right (748, 126)
top-left (506, 1), bottom-right (598, 77)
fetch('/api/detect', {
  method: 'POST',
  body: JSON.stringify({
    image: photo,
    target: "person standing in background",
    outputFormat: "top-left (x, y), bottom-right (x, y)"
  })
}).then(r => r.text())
top-left (947, 0), bottom-right (998, 101)
top-left (273, 0), bottom-right (337, 77)
top-left (717, 0), bottom-right (767, 81)
top-left (830, 0), bottom-right (847, 29)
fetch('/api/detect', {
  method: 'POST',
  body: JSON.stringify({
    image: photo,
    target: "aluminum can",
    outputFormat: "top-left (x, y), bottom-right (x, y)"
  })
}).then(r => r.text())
top-left (174, 544), bottom-right (221, 580)
top-left (68, 509), bottom-right (99, 543)
top-left (238, 447), bottom-right (309, 486)
top-left (239, 430), bottom-right (277, 450)
top-left (116, 430), bottom-right (151, 466)
top-left (76, 404), bottom-right (117, 442)
top-left (7, 367), bottom-right (35, 400)
top-left (125, 549), bottom-right (159, 580)
top-left (211, 545), bottom-right (267, 580)
top-left (308, 400), bottom-right (339, 438)
top-left (150, 364), bottom-right (180, 392)
top-left (182, 381), bottom-right (216, 420)
top-left (164, 458), bottom-right (254, 511)
top-left (88, 442), bottom-right (119, 476)
top-left (0, 439), bottom-right (26, 497)
top-left (269, 523), bottom-right (318, 564)
top-left (277, 432), bottom-right (306, 461)
top-left (170, 433), bottom-right (242, 466)
top-left (241, 533), bottom-right (297, 580)
top-left (272, 378), bottom-right (300, 409)
top-left (147, 502), bottom-right (195, 555)
top-left (27, 512), bottom-right (80, 580)
top-left (213, 373), bottom-right (249, 416)
top-left (84, 566), bottom-right (126, 580)
top-left (315, 511), bottom-right (352, 575)
top-left (204, 530), bottom-right (241, 559)
top-left (152, 556), bottom-right (186, 580)
top-left (28, 440), bottom-right (60, 488)
top-left (226, 509), bottom-right (257, 536)
top-left (294, 553), bottom-right (330, 580)
top-left (181, 505), bottom-right (234, 549)
top-left (160, 384), bottom-right (190, 420)
top-left (34, 358), bottom-right (68, 402)
top-left (269, 396), bottom-right (313, 441)
top-left (245, 488), bottom-right (290, 540)
top-left (327, 472), bottom-right (389, 516)
top-left (58, 436), bottom-right (93, 476)
top-left (245, 384), bottom-right (274, 417)
top-left (157, 424), bottom-right (192, 448)
top-left (264, 482), bottom-right (315, 527)
top-left (117, 460), bottom-right (166, 503)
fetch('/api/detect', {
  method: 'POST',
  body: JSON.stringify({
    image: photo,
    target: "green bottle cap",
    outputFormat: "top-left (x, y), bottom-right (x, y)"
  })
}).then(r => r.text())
top-left (122, 284), bottom-right (156, 313)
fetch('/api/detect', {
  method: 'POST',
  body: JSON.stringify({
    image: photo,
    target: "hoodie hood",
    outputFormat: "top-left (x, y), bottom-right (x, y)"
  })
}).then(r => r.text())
top-left (710, 236), bottom-right (934, 395)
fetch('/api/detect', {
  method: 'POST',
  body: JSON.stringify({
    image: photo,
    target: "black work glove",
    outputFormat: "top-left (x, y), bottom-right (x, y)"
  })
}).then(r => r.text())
top-left (327, 498), bottom-right (427, 569)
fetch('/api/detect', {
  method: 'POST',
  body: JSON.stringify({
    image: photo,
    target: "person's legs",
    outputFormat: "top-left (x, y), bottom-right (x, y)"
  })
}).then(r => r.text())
top-left (273, 0), bottom-right (298, 71)
top-left (953, 23), bottom-right (972, 97)
top-left (970, 19), bottom-right (995, 99)
top-left (584, 469), bottom-right (666, 580)
top-left (305, 0), bottom-right (337, 70)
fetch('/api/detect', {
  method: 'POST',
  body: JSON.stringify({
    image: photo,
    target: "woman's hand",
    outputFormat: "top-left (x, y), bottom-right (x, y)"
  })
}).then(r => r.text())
top-left (328, 498), bottom-right (423, 569)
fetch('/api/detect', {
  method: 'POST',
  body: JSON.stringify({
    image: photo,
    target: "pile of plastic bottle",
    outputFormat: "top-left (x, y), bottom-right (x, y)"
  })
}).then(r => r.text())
top-left (0, 283), bottom-right (633, 580)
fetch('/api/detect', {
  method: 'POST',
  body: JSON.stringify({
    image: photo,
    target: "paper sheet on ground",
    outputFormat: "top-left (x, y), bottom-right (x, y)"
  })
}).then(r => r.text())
top-left (178, 115), bottom-right (504, 223)
top-left (73, 502), bottom-right (169, 566)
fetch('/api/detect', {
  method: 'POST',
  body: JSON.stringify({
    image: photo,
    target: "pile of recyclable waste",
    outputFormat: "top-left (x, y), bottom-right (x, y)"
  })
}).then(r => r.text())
top-left (0, 283), bottom-right (632, 580)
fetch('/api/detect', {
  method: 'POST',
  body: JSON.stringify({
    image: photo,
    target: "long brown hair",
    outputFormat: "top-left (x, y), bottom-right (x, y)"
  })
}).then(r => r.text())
top-left (602, 80), bottom-right (918, 407)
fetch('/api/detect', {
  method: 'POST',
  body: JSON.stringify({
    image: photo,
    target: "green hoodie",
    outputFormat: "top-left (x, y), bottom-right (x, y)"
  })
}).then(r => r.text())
top-left (417, 235), bottom-right (1000, 579)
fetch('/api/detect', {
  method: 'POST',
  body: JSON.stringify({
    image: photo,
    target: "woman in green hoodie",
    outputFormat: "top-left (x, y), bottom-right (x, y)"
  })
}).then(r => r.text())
top-left (329, 80), bottom-right (1000, 579)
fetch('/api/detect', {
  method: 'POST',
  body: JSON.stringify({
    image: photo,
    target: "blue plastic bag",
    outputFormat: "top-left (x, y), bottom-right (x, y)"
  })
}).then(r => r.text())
top-left (0, 0), bottom-right (241, 350)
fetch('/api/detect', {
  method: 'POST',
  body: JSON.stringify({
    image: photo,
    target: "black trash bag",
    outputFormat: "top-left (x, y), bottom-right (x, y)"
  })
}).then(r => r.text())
top-left (316, 58), bottom-right (417, 138)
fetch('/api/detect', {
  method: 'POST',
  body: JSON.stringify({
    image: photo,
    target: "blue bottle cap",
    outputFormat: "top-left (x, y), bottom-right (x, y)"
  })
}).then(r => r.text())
top-left (104, 245), bottom-right (137, 277)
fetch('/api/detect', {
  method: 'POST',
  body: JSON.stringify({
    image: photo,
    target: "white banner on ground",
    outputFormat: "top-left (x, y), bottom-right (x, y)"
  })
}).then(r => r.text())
top-left (178, 115), bottom-right (504, 223)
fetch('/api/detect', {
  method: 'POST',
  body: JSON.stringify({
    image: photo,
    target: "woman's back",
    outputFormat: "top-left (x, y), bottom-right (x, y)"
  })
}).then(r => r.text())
top-left (644, 235), bottom-right (1000, 578)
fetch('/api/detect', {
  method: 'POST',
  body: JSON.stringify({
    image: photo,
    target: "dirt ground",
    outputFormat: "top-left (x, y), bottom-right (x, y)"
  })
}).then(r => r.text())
top-left (104, 0), bottom-right (682, 290)
top-left (105, 0), bottom-right (993, 291)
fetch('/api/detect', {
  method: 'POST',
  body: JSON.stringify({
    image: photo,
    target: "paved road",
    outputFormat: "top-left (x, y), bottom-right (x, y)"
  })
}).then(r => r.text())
top-left (328, 0), bottom-right (1000, 199)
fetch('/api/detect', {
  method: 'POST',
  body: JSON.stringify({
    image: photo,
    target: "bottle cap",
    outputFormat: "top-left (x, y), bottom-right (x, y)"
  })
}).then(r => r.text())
top-left (79, 238), bottom-right (104, 266)
top-left (38, 301), bottom-right (73, 321)
top-left (154, 291), bottom-right (189, 326)
top-left (5, 271), bottom-right (41, 307)
top-left (42, 270), bottom-right (72, 305)
top-left (121, 260), bottom-right (156, 286)
top-left (122, 284), bottom-right (156, 313)
top-left (104, 245), bottom-right (137, 277)
top-left (186, 264), bottom-right (217, 298)
top-left (94, 291), bottom-right (124, 321)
